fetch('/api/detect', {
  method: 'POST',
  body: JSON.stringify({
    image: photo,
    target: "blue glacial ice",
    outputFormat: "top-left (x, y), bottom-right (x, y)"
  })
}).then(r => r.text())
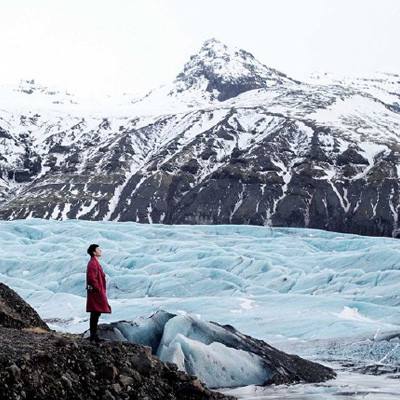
top-left (0, 218), bottom-right (400, 396)
top-left (157, 314), bottom-right (271, 388)
top-left (219, 364), bottom-right (400, 400)
top-left (0, 218), bottom-right (398, 340)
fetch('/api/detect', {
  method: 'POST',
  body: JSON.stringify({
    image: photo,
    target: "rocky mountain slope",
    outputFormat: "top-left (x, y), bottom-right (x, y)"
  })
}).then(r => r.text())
top-left (0, 38), bottom-right (399, 237)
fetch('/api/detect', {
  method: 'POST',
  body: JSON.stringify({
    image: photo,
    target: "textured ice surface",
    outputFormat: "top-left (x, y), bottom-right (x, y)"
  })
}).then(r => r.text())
top-left (0, 218), bottom-right (399, 396)
top-left (0, 218), bottom-right (398, 339)
top-left (157, 314), bottom-right (271, 388)
top-left (219, 361), bottom-right (400, 399)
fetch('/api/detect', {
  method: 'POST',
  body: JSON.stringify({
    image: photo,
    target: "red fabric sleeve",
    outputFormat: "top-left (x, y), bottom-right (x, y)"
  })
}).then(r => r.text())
top-left (87, 260), bottom-right (101, 292)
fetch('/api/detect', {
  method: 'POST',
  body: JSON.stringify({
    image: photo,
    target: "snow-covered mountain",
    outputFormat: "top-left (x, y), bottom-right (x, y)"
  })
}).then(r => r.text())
top-left (0, 38), bottom-right (399, 237)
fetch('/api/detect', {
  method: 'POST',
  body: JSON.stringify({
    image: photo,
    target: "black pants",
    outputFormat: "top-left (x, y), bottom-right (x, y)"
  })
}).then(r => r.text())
top-left (90, 311), bottom-right (101, 338)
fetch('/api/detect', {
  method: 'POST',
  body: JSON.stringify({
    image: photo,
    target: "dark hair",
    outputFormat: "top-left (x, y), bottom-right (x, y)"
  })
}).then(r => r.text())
top-left (87, 244), bottom-right (99, 257)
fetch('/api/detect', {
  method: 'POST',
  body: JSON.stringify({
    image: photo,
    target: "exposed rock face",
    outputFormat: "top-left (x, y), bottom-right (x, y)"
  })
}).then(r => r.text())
top-left (0, 283), bottom-right (234, 400)
top-left (0, 282), bottom-right (50, 331)
top-left (173, 38), bottom-right (299, 101)
top-left (84, 310), bottom-right (336, 388)
top-left (0, 39), bottom-right (399, 238)
top-left (0, 328), bottom-right (234, 400)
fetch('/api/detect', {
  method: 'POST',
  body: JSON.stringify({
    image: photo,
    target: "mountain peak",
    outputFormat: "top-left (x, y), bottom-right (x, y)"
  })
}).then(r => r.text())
top-left (199, 37), bottom-right (230, 54)
top-left (173, 38), bottom-right (298, 101)
top-left (14, 78), bottom-right (74, 99)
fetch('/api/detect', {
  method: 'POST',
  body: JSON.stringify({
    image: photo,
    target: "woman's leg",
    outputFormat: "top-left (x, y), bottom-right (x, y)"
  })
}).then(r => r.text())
top-left (90, 311), bottom-right (101, 338)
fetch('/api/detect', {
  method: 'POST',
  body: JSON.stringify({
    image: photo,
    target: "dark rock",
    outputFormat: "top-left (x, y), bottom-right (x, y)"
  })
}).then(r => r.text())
top-left (99, 365), bottom-right (119, 381)
top-left (119, 374), bottom-right (134, 386)
top-left (337, 147), bottom-right (369, 165)
top-left (0, 283), bottom-right (50, 331)
top-left (49, 144), bottom-right (70, 154)
top-left (0, 326), bottom-right (234, 400)
top-left (0, 284), bottom-right (233, 400)
top-left (7, 364), bottom-right (21, 382)
top-left (129, 353), bottom-right (153, 376)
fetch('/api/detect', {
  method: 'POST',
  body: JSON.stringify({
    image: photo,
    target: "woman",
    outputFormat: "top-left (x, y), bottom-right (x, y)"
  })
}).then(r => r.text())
top-left (86, 244), bottom-right (112, 343)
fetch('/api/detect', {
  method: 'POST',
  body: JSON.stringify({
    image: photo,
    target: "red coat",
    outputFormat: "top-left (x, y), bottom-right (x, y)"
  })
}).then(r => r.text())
top-left (86, 256), bottom-right (111, 313)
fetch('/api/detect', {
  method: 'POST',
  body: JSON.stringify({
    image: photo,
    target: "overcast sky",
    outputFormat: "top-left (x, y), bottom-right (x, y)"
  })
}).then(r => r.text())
top-left (1, 0), bottom-right (399, 96)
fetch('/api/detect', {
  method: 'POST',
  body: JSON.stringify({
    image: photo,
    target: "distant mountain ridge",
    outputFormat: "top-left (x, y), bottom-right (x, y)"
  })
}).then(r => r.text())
top-left (0, 38), bottom-right (399, 237)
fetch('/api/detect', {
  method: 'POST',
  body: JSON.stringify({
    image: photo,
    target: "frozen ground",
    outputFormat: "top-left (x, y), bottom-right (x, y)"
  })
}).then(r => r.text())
top-left (0, 218), bottom-right (399, 398)
top-left (220, 362), bottom-right (400, 400)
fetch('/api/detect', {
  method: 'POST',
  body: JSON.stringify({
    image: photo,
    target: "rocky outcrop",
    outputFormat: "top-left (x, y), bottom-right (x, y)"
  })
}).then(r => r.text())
top-left (173, 38), bottom-right (299, 101)
top-left (0, 282), bottom-right (50, 331)
top-left (0, 283), bottom-right (234, 400)
top-left (0, 328), bottom-right (234, 400)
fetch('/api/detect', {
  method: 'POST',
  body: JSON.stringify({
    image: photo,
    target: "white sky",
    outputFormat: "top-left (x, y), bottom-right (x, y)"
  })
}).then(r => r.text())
top-left (1, 0), bottom-right (399, 96)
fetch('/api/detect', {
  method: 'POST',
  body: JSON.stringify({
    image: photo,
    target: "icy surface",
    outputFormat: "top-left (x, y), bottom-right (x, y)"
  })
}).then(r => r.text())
top-left (0, 219), bottom-right (399, 396)
top-left (156, 314), bottom-right (270, 388)
top-left (219, 362), bottom-right (400, 400)
top-left (0, 218), bottom-right (399, 337)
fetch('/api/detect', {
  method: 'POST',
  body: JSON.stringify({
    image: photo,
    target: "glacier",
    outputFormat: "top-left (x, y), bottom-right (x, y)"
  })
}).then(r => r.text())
top-left (156, 313), bottom-right (271, 388)
top-left (0, 218), bottom-right (399, 397)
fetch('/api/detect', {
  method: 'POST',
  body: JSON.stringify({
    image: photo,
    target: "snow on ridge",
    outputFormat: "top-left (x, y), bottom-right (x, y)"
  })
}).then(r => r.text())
top-left (177, 37), bottom-right (290, 84)
top-left (0, 40), bottom-right (398, 128)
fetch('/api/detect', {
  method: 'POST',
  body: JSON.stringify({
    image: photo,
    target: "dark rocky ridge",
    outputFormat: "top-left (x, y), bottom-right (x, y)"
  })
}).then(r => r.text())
top-left (0, 327), bottom-right (234, 400)
top-left (173, 38), bottom-right (300, 101)
top-left (0, 282), bottom-right (234, 400)
top-left (0, 282), bottom-right (50, 331)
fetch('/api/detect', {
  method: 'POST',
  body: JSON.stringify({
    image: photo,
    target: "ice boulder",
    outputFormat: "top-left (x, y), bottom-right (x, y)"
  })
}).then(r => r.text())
top-left (83, 310), bottom-right (336, 388)
top-left (157, 325), bottom-right (270, 388)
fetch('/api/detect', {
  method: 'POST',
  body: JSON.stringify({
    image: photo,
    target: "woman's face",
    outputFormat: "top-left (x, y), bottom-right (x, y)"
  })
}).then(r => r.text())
top-left (94, 247), bottom-right (102, 257)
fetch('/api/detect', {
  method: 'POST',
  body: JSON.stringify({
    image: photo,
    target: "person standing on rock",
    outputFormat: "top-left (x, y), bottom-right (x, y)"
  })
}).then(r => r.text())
top-left (86, 244), bottom-right (111, 343)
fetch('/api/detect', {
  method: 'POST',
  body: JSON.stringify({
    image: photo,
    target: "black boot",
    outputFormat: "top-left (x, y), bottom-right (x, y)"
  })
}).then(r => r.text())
top-left (89, 312), bottom-right (103, 344)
